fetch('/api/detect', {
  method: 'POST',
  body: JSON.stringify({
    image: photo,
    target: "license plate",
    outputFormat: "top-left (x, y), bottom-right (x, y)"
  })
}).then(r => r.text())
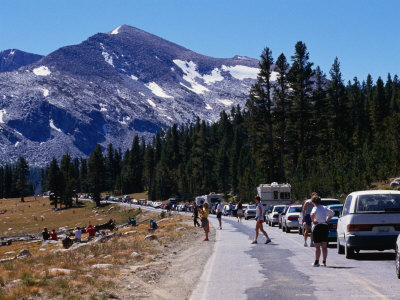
top-left (377, 226), bottom-right (391, 233)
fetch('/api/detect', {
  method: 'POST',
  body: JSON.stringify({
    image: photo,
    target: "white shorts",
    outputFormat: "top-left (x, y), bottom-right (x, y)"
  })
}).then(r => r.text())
top-left (237, 209), bottom-right (243, 215)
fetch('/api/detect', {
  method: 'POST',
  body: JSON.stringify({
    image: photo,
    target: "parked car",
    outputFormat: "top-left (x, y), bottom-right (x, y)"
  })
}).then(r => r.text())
top-left (223, 204), bottom-right (231, 216)
top-left (267, 205), bottom-right (286, 226)
top-left (282, 204), bottom-right (302, 233)
top-left (326, 204), bottom-right (343, 244)
top-left (152, 202), bottom-right (162, 209)
top-left (244, 205), bottom-right (257, 220)
top-left (337, 190), bottom-right (400, 259)
top-left (278, 205), bottom-right (291, 229)
top-left (298, 198), bottom-right (341, 235)
top-left (396, 234), bottom-right (400, 279)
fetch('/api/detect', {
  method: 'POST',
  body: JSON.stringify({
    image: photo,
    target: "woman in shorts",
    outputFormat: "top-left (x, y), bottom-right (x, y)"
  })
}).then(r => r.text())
top-left (236, 200), bottom-right (243, 222)
top-left (251, 196), bottom-right (271, 244)
top-left (310, 195), bottom-right (334, 267)
top-left (200, 202), bottom-right (210, 241)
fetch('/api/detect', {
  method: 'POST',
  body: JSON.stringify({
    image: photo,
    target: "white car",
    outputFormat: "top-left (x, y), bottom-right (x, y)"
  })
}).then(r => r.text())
top-left (337, 190), bottom-right (400, 259)
top-left (282, 204), bottom-right (302, 233)
top-left (267, 205), bottom-right (286, 226)
top-left (244, 205), bottom-right (257, 220)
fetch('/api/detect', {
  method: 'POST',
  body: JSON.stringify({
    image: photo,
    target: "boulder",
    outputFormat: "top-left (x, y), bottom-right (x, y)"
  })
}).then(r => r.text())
top-left (130, 252), bottom-right (140, 258)
top-left (144, 234), bottom-right (157, 241)
top-left (18, 249), bottom-right (32, 257)
top-left (46, 268), bottom-right (73, 276)
top-left (91, 264), bottom-right (113, 269)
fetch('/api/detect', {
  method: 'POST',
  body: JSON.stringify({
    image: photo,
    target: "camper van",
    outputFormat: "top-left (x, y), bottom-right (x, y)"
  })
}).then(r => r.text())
top-left (195, 193), bottom-right (223, 212)
top-left (257, 182), bottom-right (292, 208)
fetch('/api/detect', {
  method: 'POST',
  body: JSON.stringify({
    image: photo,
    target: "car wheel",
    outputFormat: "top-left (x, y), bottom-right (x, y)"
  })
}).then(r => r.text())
top-left (298, 226), bottom-right (302, 235)
top-left (278, 223), bottom-right (282, 229)
top-left (345, 241), bottom-right (354, 259)
top-left (396, 246), bottom-right (400, 279)
top-left (337, 237), bottom-right (344, 254)
top-left (271, 222), bottom-right (275, 227)
top-left (286, 226), bottom-right (290, 233)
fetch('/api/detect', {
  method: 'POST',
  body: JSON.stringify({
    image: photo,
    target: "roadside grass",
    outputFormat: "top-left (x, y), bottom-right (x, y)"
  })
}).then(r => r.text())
top-left (0, 213), bottom-right (191, 299)
top-left (0, 196), bottom-right (143, 238)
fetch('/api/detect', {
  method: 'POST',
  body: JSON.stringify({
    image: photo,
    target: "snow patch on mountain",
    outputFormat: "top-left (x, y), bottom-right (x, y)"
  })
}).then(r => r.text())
top-left (203, 68), bottom-right (224, 85)
top-left (205, 104), bottom-right (213, 110)
top-left (218, 99), bottom-right (233, 106)
top-left (145, 82), bottom-right (173, 98)
top-left (102, 51), bottom-right (114, 67)
top-left (49, 120), bottom-right (62, 132)
top-left (111, 26), bottom-right (121, 35)
top-left (33, 66), bottom-right (51, 76)
top-left (42, 88), bottom-right (49, 97)
top-left (100, 103), bottom-right (107, 112)
top-left (173, 60), bottom-right (210, 94)
top-left (130, 75), bottom-right (138, 80)
top-left (221, 65), bottom-right (259, 80)
top-left (147, 99), bottom-right (156, 108)
top-left (0, 109), bottom-right (6, 123)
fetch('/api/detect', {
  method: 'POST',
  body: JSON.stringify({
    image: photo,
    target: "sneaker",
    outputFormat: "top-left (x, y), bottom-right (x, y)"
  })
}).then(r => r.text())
top-left (265, 238), bottom-right (271, 244)
top-left (304, 242), bottom-right (308, 247)
top-left (312, 262), bottom-right (320, 267)
top-left (310, 241), bottom-right (314, 247)
top-left (203, 238), bottom-right (209, 241)
top-left (251, 240), bottom-right (257, 244)
top-left (321, 261), bottom-right (327, 267)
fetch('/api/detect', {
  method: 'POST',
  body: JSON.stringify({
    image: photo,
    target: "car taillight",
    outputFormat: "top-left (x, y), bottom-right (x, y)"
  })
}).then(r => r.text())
top-left (347, 224), bottom-right (372, 232)
top-left (288, 216), bottom-right (298, 220)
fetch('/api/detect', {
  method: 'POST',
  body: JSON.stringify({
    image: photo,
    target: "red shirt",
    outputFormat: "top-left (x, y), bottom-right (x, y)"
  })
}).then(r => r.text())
top-left (86, 226), bottom-right (96, 237)
top-left (50, 232), bottom-right (58, 240)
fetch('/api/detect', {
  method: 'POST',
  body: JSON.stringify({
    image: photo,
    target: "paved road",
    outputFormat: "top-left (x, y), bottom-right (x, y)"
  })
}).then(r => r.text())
top-left (190, 215), bottom-right (400, 300)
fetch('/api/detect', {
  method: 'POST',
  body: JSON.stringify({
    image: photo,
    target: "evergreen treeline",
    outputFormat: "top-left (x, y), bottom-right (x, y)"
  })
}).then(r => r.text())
top-left (7, 41), bottom-right (400, 203)
top-left (0, 157), bottom-right (33, 200)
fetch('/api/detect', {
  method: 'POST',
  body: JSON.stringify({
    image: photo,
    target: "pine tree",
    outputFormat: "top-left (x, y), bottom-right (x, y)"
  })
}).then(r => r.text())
top-left (15, 157), bottom-right (29, 202)
top-left (47, 158), bottom-right (62, 208)
top-left (88, 144), bottom-right (105, 206)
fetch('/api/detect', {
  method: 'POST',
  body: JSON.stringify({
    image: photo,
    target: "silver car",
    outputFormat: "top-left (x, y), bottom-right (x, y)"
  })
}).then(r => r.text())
top-left (244, 205), bottom-right (257, 220)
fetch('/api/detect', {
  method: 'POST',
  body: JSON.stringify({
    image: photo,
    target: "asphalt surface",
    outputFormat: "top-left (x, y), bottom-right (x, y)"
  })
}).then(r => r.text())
top-left (190, 215), bottom-right (400, 300)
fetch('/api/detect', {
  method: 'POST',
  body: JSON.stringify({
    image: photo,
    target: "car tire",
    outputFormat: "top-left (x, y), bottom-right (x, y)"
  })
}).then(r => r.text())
top-left (298, 226), bottom-right (303, 235)
top-left (345, 241), bottom-right (354, 259)
top-left (286, 226), bottom-right (290, 233)
top-left (278, 223), bottom-right (282, 229)
top-left (271, 222), bottom-right (275, 227)
top-left (396, 246), bottom-right (400, 279)
top-left (337, 237), bottom-right (344, 254)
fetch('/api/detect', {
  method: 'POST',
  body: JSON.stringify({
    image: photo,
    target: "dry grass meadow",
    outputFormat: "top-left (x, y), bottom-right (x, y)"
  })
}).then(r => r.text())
top-left (0, 194), bottom-right (195, 299)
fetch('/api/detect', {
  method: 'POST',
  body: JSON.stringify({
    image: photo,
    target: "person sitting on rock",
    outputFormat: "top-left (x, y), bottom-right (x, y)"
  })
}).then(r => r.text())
top-left (74, 227), bottom-right (82, 242)
top-left (150, 219), bottom-right (158, 230)
top-left (42, 227), bottom-right (50, 240)
top-left (129, 217), bottom-right (136, 227)
top-left (86, 224), bottom-right (96, 239)
top-left (50, 229), bottom-right (58, 240)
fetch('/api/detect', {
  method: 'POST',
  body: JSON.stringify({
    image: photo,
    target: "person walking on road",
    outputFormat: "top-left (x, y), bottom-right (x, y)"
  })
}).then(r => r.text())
top-left (200, 202), bottom-right (210, 241)
top-left (251, 196), bottom-right (271, 244)
top-left (310, 195), bottom-right (334, 267)
top-left (302, 192), bottom-right (317, 247)
top-left (216, 200), bottom-right (224, 229)
top-left (236, 200), bottom-right (243, 222)
top-left (193, 204), bottom-right (200, 227)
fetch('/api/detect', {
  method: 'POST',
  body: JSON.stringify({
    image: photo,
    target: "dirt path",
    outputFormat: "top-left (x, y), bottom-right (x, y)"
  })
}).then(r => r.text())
top-left (116, 222), bottom-right (215, 299)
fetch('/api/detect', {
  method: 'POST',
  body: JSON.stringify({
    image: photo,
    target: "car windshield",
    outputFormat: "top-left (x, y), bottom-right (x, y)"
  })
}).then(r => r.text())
top-left (356, 194), bottom-right (400, 213)
top-left (248, 205), bottom-right (257, 209)
top-left (328, 205), bottom-right (343, 216)
top-left (274, 206), bottom-right (285, 213)
top-left (289, 206), bottom-right (302, 213)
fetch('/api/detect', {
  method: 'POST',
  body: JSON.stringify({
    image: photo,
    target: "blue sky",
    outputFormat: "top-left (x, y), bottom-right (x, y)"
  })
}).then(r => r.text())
top-left (1, 0), bottom-right (399, 82)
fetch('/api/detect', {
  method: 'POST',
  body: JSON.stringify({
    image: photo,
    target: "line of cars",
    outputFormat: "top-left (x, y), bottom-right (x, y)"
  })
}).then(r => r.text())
top-left (263, 190), bottom-right (400, 279)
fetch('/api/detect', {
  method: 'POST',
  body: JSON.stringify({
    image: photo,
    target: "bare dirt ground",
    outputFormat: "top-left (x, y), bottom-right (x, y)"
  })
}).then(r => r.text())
top-left (115, 222), bottom-right (214, 300)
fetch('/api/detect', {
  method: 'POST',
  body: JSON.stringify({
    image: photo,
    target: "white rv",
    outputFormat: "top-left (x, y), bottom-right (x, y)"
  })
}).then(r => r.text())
top-left (257, 182), bottom-right (292, 208)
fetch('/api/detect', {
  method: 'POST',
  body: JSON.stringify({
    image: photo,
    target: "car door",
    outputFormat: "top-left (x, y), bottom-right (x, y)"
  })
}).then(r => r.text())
top-left (338, 194), bottom-right (353, 244)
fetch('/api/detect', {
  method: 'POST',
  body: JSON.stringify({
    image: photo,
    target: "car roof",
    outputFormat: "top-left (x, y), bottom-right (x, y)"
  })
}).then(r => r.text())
top-left (348, 190), bottom-right (400, 196)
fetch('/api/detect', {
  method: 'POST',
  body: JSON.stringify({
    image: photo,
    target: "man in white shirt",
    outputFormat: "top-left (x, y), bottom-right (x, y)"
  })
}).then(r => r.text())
top-left (310, 195), bottom-right (334, 267)
top-left (216, 200), bottom-right (224, 229)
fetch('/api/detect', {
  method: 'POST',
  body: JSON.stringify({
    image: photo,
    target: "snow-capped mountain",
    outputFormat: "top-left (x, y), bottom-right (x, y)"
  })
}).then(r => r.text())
top-left (0, 25), bottom-right (262, 165)
top-left (0, 49), bottom-right (43, 73)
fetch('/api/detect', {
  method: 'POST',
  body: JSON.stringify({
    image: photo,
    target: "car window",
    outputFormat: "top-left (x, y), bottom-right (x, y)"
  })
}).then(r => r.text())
top-left (328, 205), bottom-right (343, 216)
top-left (356, 194), bottom-right (400, 213)
top-left (342, 196), bottom-right (352, 216)
top-left (273, 206), bottom-right (285, 213)
top-left (289, 206), bottom-right (302, 213)
top-left (248, 205), bottom-right (257, 209)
